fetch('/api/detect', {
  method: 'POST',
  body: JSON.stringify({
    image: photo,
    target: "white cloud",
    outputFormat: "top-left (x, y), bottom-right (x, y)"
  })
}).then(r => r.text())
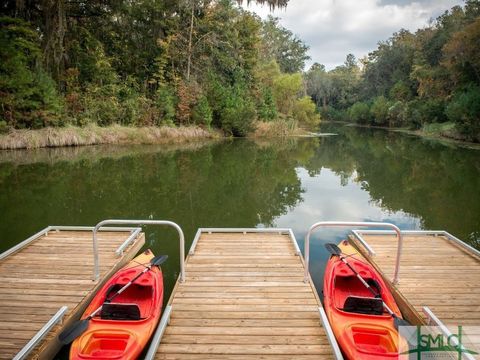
top-left (240, 0), bottom-right (463, 70)
top-left (273, 167), bottom-right (421, 237)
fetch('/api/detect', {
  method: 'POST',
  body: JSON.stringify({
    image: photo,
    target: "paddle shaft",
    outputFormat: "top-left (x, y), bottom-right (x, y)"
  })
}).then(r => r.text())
top-left (88, 263), bottom-right (154, 319)
top-left (338, 256), bottom-right (397, 317)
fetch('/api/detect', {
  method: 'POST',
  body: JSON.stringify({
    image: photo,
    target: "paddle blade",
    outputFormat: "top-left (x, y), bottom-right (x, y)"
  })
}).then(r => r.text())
top-left (393, 316), bottom-right (411, 330)
top-left (58, 319), bottom-right (89, 344)
top-left (325, 243), bottom-right (342, 256)
top-left (151, 254), bottom-right (168, 267)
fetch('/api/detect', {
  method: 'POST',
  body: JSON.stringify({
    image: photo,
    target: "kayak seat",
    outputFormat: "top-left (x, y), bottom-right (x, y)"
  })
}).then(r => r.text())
top-left (100, 303), bottom-right (141, 320)
top-left (343, 296), bottom-right (384, 315)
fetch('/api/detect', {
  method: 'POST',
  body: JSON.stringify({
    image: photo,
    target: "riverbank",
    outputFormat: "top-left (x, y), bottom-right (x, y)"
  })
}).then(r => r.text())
top-left (250, 119), bottom-right (309, 137)
top-left (0, 120), bottom-right (310, 150)
top-left (394, 123), bottom-right (480, 150)
top-left (323, 121), bottom-right (480, 149)
top-left (0, 125), bottom-right (219, 150)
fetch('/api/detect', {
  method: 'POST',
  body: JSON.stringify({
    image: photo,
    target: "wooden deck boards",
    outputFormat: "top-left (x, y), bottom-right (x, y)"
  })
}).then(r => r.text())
top-left (0, 229), bottom-right (144, 360)
top-left (154, 231), bottom-right (335, 359)
top-left (350, 232), bottom-right (480, 358)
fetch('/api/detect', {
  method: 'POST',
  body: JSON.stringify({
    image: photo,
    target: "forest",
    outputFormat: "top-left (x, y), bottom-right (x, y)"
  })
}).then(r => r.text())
top-left (0, 0), bottom-right (319, 137)
top-left (3, 1), bottom-right (480, 143)
top-left (306, 1), bottom-right (480, 142)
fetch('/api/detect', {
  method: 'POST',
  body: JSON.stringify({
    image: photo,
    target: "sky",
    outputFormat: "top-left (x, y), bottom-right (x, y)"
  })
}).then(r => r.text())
top-left (240, 0), bottom-right (464, 70)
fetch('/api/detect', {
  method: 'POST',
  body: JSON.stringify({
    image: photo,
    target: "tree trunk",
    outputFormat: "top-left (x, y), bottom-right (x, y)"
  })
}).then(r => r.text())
top-left (15, 0), bottom-right (25, 17)
top-left (42, 0), bottom-right (66, 84)
top-left (186, 0), bottom-right (195, 81)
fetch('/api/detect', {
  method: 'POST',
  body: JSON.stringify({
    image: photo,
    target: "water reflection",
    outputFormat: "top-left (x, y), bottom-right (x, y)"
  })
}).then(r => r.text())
top-left (0, 124), bottom-right (479, 300)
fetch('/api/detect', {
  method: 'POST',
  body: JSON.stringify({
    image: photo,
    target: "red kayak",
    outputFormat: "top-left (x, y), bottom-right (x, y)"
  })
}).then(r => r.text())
top-left (70, 249), bottom-right (165, 360)
top-left (323, 240), bottom-right (404, 359)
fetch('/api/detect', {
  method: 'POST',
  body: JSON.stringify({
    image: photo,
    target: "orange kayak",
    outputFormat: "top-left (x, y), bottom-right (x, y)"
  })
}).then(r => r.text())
top-left (323, 240), bottom-right (403, 359)
top-left (70, 249), bottom-right (164, 360)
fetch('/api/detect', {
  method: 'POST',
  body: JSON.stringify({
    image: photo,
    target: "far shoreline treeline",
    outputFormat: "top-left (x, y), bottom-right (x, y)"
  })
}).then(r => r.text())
top-left (2, 0), bottom-right (479, 147)
top-left (0, 0), bottom-right (318, 142)
top-left (305, 1), bottom-right (480, 143)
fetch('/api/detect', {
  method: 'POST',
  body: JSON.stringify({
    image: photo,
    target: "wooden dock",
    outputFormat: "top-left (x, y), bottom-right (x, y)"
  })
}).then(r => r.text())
top-left (350, 230), bottom-right (480, 357)
top-left (0, 226), bottom-right (144, 360)
top-left (146, 229), bottom-right (339, 360)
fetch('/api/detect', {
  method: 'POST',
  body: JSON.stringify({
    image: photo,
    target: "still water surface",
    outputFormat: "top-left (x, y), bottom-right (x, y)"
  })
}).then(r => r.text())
top-left (1, 123), bottom-right (479, 307)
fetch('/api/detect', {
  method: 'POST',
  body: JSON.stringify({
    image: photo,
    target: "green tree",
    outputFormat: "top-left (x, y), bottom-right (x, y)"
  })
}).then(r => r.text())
top-left (305, 63), bottom-right (334, 109)
top-left (446, 86), bottom-right (480, 141)
top-left (348, 102), bottom-right (371, 124)
top-left (260, 16), bottom-right (310, 73)
top-left (192, 95), bottom-right (213, 127)
top-left (292, 96), bottom-right (321, 127)
top-left (257, 87), bottom-right (278, 121)
top-left (370, 96), bottom-right (391, 125)
top-left (0, 17), bottom-right (62, 128)
top-left (272, 73), bottom-right (303, 115)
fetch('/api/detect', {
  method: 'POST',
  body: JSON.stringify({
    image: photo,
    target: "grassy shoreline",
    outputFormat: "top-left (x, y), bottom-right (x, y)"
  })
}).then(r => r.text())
top-left (0, 125), bottom-right (220, 150)
top-left (0, 120), bottom-right (312, 150)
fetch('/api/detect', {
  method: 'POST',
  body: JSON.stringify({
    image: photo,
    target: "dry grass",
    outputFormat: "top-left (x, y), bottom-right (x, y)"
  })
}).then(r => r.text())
top-left (0, 125), bottom-right (218, 150)
top-left (251, 119), bottom-right (307, 137)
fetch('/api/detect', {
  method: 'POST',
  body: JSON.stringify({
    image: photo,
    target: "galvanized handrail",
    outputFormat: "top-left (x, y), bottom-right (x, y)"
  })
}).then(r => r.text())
top-left (0, 226), bottom-right (140, 270)
top-left (318, 306), bottom-right (344, 360)
top-left (144, 304), bottom-right (173, 360)
top-left (304, 221), bottom-right (403, 284)
top-left (13, 306), bottom-right (68, 360)
top-left (423, 306), bottom-right (476, 360)
top-left (351, 229), bottom-right (480, 285)
top-left (93, 219), bottom-right (185, 282)
top-left (0, 227), bottom-right (52, 261)
top-left (189, 228), bottom-right (295, 255)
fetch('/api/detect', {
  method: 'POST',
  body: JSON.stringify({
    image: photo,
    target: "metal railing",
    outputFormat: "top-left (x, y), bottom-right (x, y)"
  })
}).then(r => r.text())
top-left (93, 219), bottom-right (185, 282)
top-left (0, 226), bottom-right (141, 277)
top-left (304, 221), bottom-right (403, 284)
top-left (351, 229), bottom-right (480, 284)
top-left (144, 305), bottom-right (173, 360)
top-left (188, 228), bottom-right (296, 255)
top-left (13, 306), bottom-right (68, 360)
top-left (422, 306), bottom-right (476, 360)
top-left (318, 307), bottom-right (344, 360)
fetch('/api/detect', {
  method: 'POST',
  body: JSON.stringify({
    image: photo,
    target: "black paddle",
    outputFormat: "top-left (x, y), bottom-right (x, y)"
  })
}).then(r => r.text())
top-left (325, 243), bottom-right (410, 329)
top-left (58, 254), bottom-right (168, 344)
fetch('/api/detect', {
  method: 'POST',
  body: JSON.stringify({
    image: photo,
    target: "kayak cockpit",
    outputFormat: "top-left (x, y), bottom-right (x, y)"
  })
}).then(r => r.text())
top-left (349, 325), bottom-right (398, 356)
top-left (343, 296), bottom-right (383, 315)
top-left (99, 271), bottom-right (157, 320)
top-left (332, 268), bottom-right (388, 317)
top-left (74, 330), bottom-right (137, 359)
top-left (100, 303), bottom-right (141, 321)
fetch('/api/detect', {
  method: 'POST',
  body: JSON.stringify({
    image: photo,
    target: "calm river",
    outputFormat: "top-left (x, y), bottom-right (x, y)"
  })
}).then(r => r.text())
top-left (1, 123), bottom-right (479, 302)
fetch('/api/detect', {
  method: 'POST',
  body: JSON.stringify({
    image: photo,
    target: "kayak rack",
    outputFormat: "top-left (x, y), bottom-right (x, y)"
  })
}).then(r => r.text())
top-left (304, 221), bottom-right (403, 283)
top-left (92, 219), bottom-right (186, 282)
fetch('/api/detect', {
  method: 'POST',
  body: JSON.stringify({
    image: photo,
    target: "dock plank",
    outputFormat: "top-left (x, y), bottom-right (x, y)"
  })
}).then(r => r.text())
top-left (0, 228), bottom-right (145, 360)
top-left (350, 232), bottom-right (480, 358)
top-left (153, 231), bottom-right (334, 359)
